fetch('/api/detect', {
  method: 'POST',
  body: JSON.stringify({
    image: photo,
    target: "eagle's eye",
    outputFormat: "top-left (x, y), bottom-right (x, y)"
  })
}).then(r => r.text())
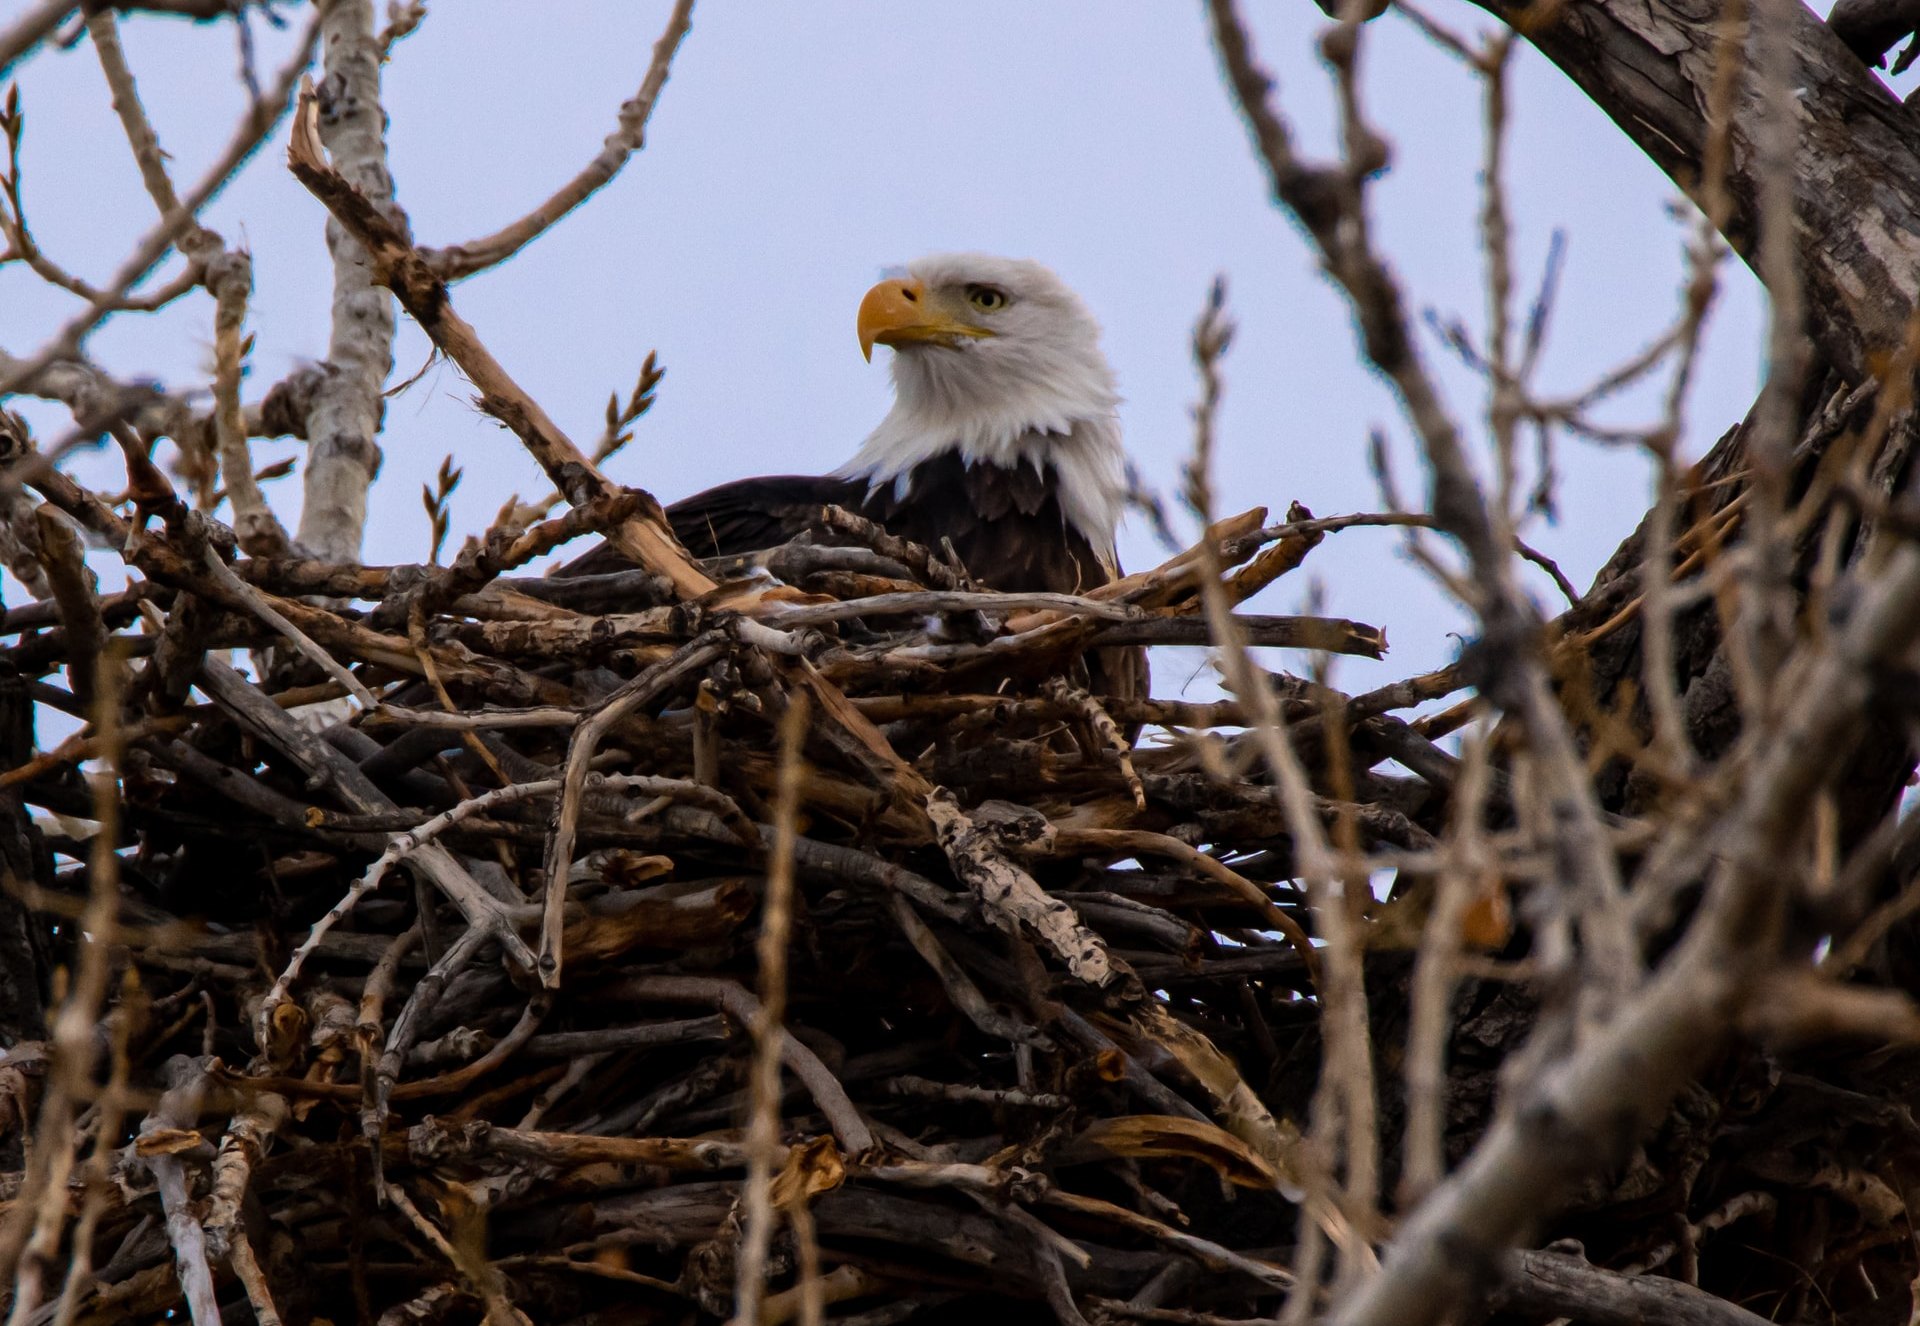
top-left (965, 285), bottom-right (1009, 312)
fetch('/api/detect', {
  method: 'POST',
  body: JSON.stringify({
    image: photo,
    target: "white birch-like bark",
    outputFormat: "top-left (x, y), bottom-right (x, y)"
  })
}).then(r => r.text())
top-left (297, 0), bottom-right (398, 562)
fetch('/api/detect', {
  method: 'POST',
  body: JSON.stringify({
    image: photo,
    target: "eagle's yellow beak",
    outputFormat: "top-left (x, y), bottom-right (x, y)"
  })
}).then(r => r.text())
top-left (857, 278), bottom-right (993, 361)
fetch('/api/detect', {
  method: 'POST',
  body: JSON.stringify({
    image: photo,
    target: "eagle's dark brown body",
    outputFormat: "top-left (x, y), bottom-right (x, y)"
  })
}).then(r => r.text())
top-left (559, 456), bottom-right (1145, 700)
top-left (669, 452), bottom-right (1113, 596)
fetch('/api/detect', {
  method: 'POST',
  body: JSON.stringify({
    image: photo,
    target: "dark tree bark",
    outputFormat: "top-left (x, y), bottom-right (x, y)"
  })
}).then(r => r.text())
top-left (1459, 0), bottom-right (1920, 841)
top-left (1289, 8), bottom-right (1920, 1322)
top-left (1473, 0), bottom-right (1920, 380)
top-left (0, 671), bottom-right (49, 1048)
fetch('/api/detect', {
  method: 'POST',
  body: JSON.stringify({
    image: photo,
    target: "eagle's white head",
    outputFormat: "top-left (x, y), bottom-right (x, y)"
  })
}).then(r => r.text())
top-left (834, 253), bottom-right (1128, 557)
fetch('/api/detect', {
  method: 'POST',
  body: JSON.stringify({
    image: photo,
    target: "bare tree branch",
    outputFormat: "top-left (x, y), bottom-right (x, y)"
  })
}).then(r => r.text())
top-left (420, 0), bottom-right (696, 281)
top-left (297, 0), bottom-right (398, 561)
top-left (83, 7), bottom-right (290, 550)
top-left (1469, 0), bottom-right (1920, 382)
top-left (0, 0), bottom-right (74, 82)
top-left (286, 87), bottom-right (722, 599)
top-left (1331, 483), bottom-right (1920, 1326)
top-left (1205, 0), bottom-right (1633, 991)
top-left (0, 14), bottom-right (318, 400)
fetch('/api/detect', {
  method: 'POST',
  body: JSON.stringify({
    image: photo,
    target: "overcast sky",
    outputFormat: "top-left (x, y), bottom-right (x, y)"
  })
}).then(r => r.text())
top-left (7, 0), bottom-right (1882, 700)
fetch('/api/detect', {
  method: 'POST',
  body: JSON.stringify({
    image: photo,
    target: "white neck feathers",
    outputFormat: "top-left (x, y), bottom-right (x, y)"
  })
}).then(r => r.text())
top-left (835, 336), bottom-right (1128, 554)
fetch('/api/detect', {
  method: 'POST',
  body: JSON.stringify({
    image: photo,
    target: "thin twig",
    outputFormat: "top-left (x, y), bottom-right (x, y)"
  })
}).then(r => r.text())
top-left (202, 543), bottom-right (377, 708)
top-left (0, 14), bottom-right (319, 399)
top-left (421, 0), bottom-right (697, 280)
top-left (731, 694), bottom-right (810, 1325)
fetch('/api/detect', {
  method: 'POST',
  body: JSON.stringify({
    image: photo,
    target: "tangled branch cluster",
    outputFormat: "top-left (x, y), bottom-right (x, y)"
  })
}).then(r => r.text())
top-left (0, 438), bottom-right (1427, 1324)
top-left (9, 1), bottom-right (1920, 1326)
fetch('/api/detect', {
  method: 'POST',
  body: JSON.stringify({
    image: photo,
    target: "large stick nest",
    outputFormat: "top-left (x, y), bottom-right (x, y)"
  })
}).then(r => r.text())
top-left (0, 401), bottom-right (1914, 1326)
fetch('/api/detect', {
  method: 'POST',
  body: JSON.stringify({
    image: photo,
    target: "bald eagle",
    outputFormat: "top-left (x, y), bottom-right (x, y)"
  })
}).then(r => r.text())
top-left (571, 254), bottom-right (1143, 695)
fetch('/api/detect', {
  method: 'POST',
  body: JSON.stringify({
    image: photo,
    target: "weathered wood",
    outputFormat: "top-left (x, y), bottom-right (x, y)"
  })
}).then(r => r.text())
top-left (1471, 0), bottom-right (1920, 834)
top-left (1474, 0), bottom-right (1920, 382)
top-left (1495, 1249), bottom-right (1778, 1326)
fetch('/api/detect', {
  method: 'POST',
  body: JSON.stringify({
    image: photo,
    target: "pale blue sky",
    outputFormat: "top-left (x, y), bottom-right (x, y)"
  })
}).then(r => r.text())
top-left (5, 1), bottom-right (1849, 696)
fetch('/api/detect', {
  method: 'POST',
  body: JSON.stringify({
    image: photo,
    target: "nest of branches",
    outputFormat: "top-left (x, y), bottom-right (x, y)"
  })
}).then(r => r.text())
top-left (0, 393), bottom-right (1408, 1322)
top-left (1, 370), bottom-right (1917, 1326)
top-left (6, 33), bottom-right (1920, 1326)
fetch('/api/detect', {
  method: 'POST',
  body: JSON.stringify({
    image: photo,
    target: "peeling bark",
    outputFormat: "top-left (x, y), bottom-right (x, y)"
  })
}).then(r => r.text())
top-left (1475, 0), bottom-right (1920, 382)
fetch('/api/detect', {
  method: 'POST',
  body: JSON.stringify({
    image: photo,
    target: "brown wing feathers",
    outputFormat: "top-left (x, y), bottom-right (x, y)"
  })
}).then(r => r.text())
top-left (858, 451), bottom-right (1112, 595)
top-left (665, 474), bottom-right (870, 559)
top-left (553, 474), bottom-right (866, 578)
top-left (551, 458), bottom-right (1144, 699)
top-left (560, 459), bottom-right (1108, 594)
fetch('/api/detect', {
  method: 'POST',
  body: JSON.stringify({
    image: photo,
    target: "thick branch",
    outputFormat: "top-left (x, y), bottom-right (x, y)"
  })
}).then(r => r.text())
top-left (1496, 1249), bottom-right (1776, 1326)
top-left (1471, 0), bottom-right (1920, 381)
top-left (0, 1), bottom-right (73, 81)
top-left (1331, 545), bottom-right (1920, 1325)
top-left (297, 0), bottom-right (397, 562)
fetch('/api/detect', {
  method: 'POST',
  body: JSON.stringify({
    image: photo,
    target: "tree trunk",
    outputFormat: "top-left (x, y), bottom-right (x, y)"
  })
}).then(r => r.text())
top-left (1472, 0), bottom-right (1920, 838)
